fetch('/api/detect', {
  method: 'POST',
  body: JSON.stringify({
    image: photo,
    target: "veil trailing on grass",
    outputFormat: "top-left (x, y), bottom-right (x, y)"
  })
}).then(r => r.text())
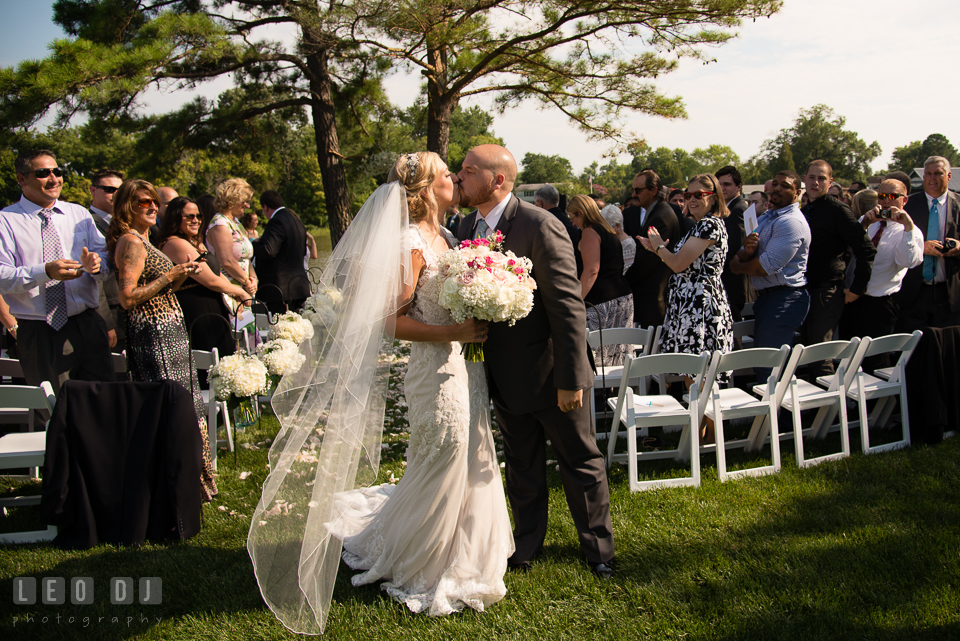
top-left (247, 182), bottom-right (413, 635)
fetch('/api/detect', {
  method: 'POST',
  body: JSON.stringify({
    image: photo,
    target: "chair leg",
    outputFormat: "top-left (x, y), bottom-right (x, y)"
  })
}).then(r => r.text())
top-left (858, 374), bottom-right (872, 454)
top-left (627, 425), bottom-right (639, 492)
top-left (714, 396), bottom-right (728, 482)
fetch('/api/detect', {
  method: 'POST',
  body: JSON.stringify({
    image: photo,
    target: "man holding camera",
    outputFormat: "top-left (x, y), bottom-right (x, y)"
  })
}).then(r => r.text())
top-left (839, 179), bottom-right (923, 342)
top-left (895, 156), bottom-right (960, 331)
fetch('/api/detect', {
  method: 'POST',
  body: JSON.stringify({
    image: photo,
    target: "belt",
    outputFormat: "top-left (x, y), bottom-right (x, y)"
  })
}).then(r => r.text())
top-left (756, 284), bottom-right (803, 296)
top-left (922, 281), bottom-right (946, 287)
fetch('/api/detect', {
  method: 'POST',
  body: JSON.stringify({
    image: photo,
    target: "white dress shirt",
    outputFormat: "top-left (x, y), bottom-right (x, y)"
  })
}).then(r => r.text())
top-left (0, 195), bottom-right (110, 321)
top-left (862, 220), bottom-right (924, 297)
top-left (475, 194), bottom-right (510, 235)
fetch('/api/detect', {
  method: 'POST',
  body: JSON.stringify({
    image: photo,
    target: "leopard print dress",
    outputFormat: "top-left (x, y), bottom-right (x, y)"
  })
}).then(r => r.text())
top-left (124, 232), bottom-right (218, 501)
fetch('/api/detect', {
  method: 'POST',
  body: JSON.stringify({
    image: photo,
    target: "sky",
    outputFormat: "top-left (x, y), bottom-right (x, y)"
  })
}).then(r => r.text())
top-left (2, 1), bottom-right (959, 176)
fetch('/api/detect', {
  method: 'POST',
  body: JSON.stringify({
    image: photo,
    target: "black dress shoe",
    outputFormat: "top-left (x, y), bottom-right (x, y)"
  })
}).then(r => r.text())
top-left (508, 561), bottom-right (532, 573)
top-left (589, 560), bottom-right (615, 579)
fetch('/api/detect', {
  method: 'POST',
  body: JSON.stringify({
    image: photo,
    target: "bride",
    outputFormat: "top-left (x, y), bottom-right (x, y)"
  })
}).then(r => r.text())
top-left (248, 152), bottom-right (514, 634)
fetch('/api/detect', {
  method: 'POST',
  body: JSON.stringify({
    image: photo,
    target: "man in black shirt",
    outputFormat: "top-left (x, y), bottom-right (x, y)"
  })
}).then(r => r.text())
top-left (800, 160), bottom-right (876, 378)
top-left (716, 165), bottom-right (752, 321)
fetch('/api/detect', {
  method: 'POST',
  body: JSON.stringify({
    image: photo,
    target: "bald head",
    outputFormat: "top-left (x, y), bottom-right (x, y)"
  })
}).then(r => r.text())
top-left (458, 144), bottom-right (519, 213)
top-left (158, 186), bottom-right (179, 220)
top-left (471, 144), bottom-right (517, 187)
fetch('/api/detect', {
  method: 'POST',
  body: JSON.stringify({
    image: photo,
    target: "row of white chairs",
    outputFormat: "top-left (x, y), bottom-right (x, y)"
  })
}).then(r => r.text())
top-left (597, 331), bottom-right (922, 492)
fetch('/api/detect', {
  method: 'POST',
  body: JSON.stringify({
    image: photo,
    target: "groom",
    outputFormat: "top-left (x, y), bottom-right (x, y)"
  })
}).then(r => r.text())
top-left (456, 144), bottom-right (616, 578)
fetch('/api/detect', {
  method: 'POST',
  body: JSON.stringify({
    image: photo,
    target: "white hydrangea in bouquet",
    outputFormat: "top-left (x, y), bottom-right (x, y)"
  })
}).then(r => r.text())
top-left (209, 352), bottom-right (271, 408)
top-left (268, 311), bottom-right (315, 344)
top-left (302, 286), bottom-right (341, 330)
top-left (436, 230), bottom-right (536, 361)
top-left (257, 339), bottom-right (307, 388)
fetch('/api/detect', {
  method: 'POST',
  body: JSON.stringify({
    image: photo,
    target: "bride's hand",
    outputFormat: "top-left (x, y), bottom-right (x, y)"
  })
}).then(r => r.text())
top-left (452, 318), bottom-right (489, 343)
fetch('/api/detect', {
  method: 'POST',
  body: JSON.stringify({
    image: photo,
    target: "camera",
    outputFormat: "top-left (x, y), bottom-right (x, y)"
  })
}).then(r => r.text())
top-left (877, 208), bottom-right (892, 219)
top-left (941, 238), bottom-right (958, 252)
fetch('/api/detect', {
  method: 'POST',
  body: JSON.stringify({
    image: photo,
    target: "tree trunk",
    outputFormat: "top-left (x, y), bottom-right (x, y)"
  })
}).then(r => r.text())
top-left (305, 47), bottom-right (352, 247)
top-left (425, 40), bottom-right (456, 163)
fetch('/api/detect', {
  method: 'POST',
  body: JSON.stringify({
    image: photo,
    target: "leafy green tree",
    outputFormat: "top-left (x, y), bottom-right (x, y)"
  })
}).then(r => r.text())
top-left (767, 142), bottom-right (796, 174)
top-left (758, 105), bottom-right (879, 182)
top-left (518, 153), bottom-right (575, 185)
top-left (888, 134), bottom-right (959, 172)
top-left (690, 145), bottom-right (741, 175)
top-left (356, 0), bottom-right (784, 160)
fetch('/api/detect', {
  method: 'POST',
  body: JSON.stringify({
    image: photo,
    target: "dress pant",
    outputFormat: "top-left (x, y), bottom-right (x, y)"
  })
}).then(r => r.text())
top-left (895, 282), bottom-right (960, 333)
top-left (839, 293), bottom-right (899, 373)
top-left (799, 280), bottom-right (845, 379)
top-left (490, 379), bottom-right (614, 565)
top-left (753, 286), bottom-right (810, 381)
top-left (16, 308), bottom-right (115, 400)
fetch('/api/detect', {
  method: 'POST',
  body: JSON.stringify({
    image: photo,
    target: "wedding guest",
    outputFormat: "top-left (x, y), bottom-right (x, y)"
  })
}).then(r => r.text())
top-left (748, 190), bottom-right (770, 213)
top-left (668, 189), bottom-right (684, 207)
top-left (253, 190), bottom-right (310, 313)
top-left (106, 179), bottom-right (217, 501)
top-left (536, 184), bottom-right (581, 273)
top-left (0, 150), bottom-right (114, 397)
top-left (197, 194), bottom-right (217, 231)
top-left (88, 168), bottom-right (125, 351)
top-left (567, 195), bottom-right (633, 365)
top-left (159, 197), bottom-right (247, 360)
top-left (639, 173), bottom-right (734, 442)
top-left (716, 165), bottom-right (750, 321)
top-left (600, 204), bottom-right (635, 274)
top-left (241, 211), bottom-right (260, 240)
top-left (206, 178), bottom-right (258, 302)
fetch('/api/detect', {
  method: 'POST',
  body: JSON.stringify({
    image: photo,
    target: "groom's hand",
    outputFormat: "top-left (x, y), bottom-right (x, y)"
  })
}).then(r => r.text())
top-left (558, 389), bottom-right (583, 413)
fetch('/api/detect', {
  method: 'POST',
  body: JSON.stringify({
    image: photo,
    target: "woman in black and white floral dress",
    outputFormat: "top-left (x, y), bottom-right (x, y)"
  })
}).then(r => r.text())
top-left (639, 173), bottom-right (733, 439)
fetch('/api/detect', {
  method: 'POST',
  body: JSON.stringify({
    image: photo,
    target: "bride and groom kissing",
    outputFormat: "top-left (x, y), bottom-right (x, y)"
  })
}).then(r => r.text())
top-left (249, 144), bottom-right (615, 634)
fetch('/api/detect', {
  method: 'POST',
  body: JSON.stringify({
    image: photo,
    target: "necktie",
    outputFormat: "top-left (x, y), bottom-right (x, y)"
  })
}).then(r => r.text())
top-left (39, 208), bottom-right (68, 330)
top-left (475, 218), bottom-right (490, 240)
top-left (871, 220), bottom-right (887, 248)
top-left (923, 199), bottom-right (940, 283)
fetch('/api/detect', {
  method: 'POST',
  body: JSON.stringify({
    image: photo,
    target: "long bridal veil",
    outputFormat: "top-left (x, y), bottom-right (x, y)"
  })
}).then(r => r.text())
top-left (247, 182), bottom-right (413, 635)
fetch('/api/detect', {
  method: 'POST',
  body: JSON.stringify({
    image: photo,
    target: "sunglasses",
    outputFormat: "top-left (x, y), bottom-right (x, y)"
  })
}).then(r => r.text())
top-left (633, 186), bottom-right (651, 194)
top-left (94, 184), bottom-right (119, 194)
top-left (27, 167), bottom-right (64, 179)
top-left (182, 213), bottom-right (201, 221)
top-left (136, 198), bottom-right (159, 209)
top-left (876, 193), bottom-right (905, 201)
top-left (683, 190), bottom-right (715, 201)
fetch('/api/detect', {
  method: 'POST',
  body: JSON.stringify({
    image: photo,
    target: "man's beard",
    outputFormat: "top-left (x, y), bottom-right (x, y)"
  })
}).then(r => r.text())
top-left (459, 179), bottom-right (497, 208)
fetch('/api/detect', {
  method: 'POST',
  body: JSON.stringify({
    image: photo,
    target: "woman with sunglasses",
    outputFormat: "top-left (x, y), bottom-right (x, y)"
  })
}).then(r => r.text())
top-left (639, 174), bottom-right (734, 440)
top-left (159, 197), bottom-right (248, 365)
top-left (106, 180), bottom-right (217, 501)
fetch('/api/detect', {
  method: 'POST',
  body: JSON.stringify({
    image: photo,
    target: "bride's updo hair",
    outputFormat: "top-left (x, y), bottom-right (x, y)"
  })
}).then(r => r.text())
top-left (387, 151), bottom-right (444, 224)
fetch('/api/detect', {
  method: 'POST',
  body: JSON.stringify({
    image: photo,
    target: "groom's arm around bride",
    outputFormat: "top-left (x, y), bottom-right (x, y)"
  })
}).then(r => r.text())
top-left (456, 144), bottom-right (616, 576)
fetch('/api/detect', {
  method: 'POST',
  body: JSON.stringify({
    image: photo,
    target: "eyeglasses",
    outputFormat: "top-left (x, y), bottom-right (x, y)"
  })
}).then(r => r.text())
top-left (877, 193), bottom-right (905, 201)
top-left (27, 167), bottom-right (64, 179)
top-left (136, 198), bottom-right (159, 209)
top-left (683, 190), bottom-right (715, 201)
top-left (182, 214), bottom-right (201, 221)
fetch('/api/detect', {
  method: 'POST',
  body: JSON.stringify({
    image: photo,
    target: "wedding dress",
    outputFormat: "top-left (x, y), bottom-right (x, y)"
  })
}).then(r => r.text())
top-left (326, 226), bottom-right (514, 615)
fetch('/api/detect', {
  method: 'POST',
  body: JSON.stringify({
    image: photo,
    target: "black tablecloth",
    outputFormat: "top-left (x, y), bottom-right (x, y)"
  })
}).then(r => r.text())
top-left (41, 380), bottom-right (203, 549)
top-left (906, 326), bottom-right (960, 445)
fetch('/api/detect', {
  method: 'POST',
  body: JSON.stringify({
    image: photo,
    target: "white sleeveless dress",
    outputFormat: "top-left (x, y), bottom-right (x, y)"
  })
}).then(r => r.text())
top-left (326, 226), bottom-right (514, 616)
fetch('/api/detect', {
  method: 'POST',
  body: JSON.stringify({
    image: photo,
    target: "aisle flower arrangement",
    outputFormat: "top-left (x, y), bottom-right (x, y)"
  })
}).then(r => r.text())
top-left (436, 231), bottom-right (536, 361)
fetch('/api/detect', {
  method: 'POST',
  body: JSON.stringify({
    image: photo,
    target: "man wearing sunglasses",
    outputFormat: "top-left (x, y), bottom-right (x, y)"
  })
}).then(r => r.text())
top-left (622, 169), bottom-right (681, 328)
top-left (0, 150), bottom-right (115, 397)
top-left (89, 169), bottom-right (125, 352)
top-left (799, 160), bottom-right (875, 380)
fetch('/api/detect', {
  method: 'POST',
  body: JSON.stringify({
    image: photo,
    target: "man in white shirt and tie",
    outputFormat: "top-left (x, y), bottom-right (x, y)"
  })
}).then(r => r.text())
top-left (0, 150), bottom-right (114, 395)
top-left (895, 156), bottom-right (960, 331)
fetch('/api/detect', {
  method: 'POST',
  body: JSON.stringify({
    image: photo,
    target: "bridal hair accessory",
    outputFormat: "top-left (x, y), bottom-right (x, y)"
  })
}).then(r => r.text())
top-left (405, 152), bottom-right (420, 180)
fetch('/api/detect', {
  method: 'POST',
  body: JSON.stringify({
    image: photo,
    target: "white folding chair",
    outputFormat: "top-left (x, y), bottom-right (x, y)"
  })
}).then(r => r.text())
top-left (605, 352), bottom-right (710, 491)
top-left (751, 340), bottom-right (859, 468)
top-left (815, 331), bottom-right (921, 455)
top-left (0, 358), bottom-right (31, 430)
top-left (586, 326), bottom-right (658, 438)
top-left (0, 380), bottom-right (57, 480)
top-left (193, 349), bottom-right (234, 470)
top-left (701, 346), bottom-right (791, 482)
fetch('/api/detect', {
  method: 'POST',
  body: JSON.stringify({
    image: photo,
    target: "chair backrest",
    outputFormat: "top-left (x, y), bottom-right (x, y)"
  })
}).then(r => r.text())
top-left (586, 326), bottom-right (656, 358)
top-left (732, 319), bottom-right (755, 341)
top-left (0, 381), bottom-right (56, 413)
top-left (192, 348), bottom-right (221, 372)
top-left (0, 357), bottom-right (24, 379)
top-left (841, 331), bottom-right (922, 389)
top-left (698, 347), bottom-right (790, 423)
top-left (774, 339), bottom-right (859, 406)
top-left (255, 313), bottom-right (273, 330)
top-left (623, 352), bottom-right (711, 385)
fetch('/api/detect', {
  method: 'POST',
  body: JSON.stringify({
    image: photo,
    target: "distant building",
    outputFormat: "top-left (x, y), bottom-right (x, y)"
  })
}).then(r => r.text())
top-left (514, 183), bottom-right (553, 204)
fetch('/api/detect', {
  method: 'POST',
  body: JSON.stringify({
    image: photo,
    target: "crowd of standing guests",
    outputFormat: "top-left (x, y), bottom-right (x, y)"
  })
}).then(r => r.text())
top-left (0, 149), bottom-right (315, 502)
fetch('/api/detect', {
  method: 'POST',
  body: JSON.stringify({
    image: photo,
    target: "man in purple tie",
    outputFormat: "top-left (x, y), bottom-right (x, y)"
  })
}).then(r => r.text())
top-left (0, 150), bottom-right (114, 396)
top-left (895, 156), bottom-right (960, 331)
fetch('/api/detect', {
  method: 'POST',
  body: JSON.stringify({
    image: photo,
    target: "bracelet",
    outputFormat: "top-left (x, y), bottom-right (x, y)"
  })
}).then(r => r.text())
top-left (655, 245), bottom-right (664, 254)
top-left (6, 324), bottom-right (16, 333)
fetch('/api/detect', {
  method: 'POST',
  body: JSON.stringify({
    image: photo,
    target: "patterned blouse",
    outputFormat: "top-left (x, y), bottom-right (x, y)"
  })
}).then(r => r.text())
top-left (206, 213), bottom-right (254, 285)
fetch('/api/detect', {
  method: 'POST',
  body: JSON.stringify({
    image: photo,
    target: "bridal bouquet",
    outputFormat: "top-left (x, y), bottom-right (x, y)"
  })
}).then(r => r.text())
top-left (436, 231), bottom-right (536, 361)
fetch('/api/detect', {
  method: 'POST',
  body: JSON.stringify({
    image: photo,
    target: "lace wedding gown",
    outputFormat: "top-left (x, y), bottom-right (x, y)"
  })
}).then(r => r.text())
top-left (325, 226), bottom-right (514, 616)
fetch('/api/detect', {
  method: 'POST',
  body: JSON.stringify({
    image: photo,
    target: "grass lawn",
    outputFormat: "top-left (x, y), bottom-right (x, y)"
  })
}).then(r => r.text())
top-left (2, 344), bottom-right (959, 640)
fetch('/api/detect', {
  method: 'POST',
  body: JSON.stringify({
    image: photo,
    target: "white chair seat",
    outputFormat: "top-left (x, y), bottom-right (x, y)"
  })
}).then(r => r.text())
top-left (756, 378), bottom-right (828, 410)
top-left (607, 393), bottom-right (687, 423)
top-left (872, 367), bottom-right (893, 381)
top-left (0, 431), bottom-right (46, 469)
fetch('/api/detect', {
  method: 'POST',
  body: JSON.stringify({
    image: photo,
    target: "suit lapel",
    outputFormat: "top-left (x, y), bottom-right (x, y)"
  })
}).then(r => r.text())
top-left (458, 211), bottom-right (477, 243)
top-left (495, 195), bottom-right (517, 240)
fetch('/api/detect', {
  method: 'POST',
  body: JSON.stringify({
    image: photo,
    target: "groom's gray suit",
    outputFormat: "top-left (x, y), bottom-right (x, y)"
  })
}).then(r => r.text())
top-left (457, 194), bottom-right (615, 565)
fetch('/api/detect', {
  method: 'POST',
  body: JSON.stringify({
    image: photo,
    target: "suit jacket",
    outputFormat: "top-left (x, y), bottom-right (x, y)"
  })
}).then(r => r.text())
top-left (457, 196), bottom-right (594, 414)
top-left (91, 210), bottom-right (121, 335)
top-left (548, 205), bottom-right (582, 276)
top-left (896, 190), bottom-right (960, 312)
top-left (253, 208), bottom-right (311, 306)
top-left (622, 199), bottom-right (681, 324)
top-left (722, 195), bottom-right (751, 318)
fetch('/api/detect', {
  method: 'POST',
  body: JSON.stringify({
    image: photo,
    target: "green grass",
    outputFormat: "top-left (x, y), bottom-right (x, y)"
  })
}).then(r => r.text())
top-left (2, 358), bottom-right (959, 639)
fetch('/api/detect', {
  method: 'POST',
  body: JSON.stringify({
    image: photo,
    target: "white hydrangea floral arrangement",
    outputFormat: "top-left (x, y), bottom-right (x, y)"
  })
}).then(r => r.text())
top-left (258, 338), bottom-right (306, 381)
top-left (436, 231), bottom-right (536, 361)
top-left (268, 311), bottom-right (315, 344)
top-left (302, 286), bottom-right (341, 329)
top-left (209, 352), bottom-right (271, 405)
